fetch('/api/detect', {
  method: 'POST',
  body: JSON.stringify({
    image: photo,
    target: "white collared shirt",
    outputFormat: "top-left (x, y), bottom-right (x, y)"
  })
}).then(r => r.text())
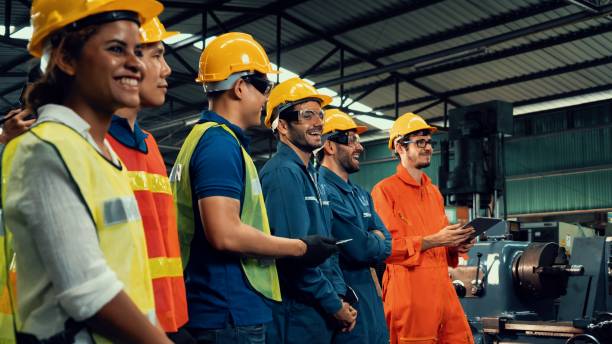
top-left (4, 103), bottom-right (124, 342)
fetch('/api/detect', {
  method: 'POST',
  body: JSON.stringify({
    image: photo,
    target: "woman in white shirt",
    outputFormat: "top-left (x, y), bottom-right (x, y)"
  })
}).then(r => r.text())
top-left (1, 1), bottom-right (172, 343)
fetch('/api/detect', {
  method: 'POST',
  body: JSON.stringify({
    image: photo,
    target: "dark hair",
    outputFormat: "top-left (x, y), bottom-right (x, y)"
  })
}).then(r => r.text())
top-left (25, 25), bottom-right (99, 111)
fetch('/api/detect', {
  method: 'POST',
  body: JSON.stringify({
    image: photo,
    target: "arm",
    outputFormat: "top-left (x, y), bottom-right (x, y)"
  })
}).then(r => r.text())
top-left (261, 167), bottom-right (343, 316)
top-left (371, 184), bottom-right (472, 266)
top-left (329, 193), bottom-right (388, 265)
top-left (191, 129), bottom-right (306, 257)
top-left (371, 184), bottom-right (423, 267)
top-left (14, 141), bottom-right (168, 343)
top-left (198, 196), bottom-right (305, 257)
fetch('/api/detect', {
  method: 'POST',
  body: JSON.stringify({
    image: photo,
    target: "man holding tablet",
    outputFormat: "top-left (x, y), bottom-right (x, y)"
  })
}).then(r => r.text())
top-left (371, 112), bottom-right (475, 344)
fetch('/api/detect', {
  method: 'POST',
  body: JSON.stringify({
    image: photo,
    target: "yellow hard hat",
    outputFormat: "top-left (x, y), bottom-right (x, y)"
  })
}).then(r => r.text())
top-left (195, 32), bottom-right (277, 83)
top-left (140, 17), bottom-right (179, 44)
top-left (322, 109), bottom-right (367, 135)
top-left (388, 112), bottom-right (437, 150)
top-left (28, 0), bottom-right (164, 57)
top-left (264, 77), bottom-right (332, 128)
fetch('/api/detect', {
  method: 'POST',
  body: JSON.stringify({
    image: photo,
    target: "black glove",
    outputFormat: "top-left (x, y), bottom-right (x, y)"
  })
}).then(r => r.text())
top-left (295, 235), bottom-right (338, 267)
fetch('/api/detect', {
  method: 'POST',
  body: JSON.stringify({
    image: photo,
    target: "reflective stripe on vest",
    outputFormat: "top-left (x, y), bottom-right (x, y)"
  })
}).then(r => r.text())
top-left (2, 121), bottom-right (156, 341)
top-left (170, 122), bottom-right (281, 302)
top-left (107, 133), bottom-right (188, 332)
top-left (127, 171), bottom-right (172, 195)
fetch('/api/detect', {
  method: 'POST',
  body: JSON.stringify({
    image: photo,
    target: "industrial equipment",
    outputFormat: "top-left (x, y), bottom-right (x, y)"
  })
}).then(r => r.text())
top-left (439, 100), bottom-right (513, 219)
top-left (449, 233), bottom-right (612, 343)
top-left (517, 222), bottom-right (596, 256)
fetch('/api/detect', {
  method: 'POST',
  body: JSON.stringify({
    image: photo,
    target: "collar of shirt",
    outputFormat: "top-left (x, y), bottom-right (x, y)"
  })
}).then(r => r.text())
top-left (319, 166), bottom-right (352, 194)
top-left (108, 115), bottom-right (149, 153)
top-left (396, 163), bottom-right (431, 187)
top-left (199, 110), bottom-right (250, 150)
top-left (37, 104), bottom-right (121, 166)
top-left (275, 141), bottom-right (315, 171)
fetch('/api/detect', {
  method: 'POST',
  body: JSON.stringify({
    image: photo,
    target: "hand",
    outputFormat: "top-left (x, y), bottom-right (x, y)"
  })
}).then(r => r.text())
top-left (422, 223), bottom-right (474, 250)
top-left (334, 301), bottom-right (357, 332)
top-left (454, 238), bottom-right (476, 254)
top-left (0, 108), bottom-right (35, 144)
top-left (296, 235), bottom-right (338, 267)
top-left (371, 229), bottom-right (385, 240)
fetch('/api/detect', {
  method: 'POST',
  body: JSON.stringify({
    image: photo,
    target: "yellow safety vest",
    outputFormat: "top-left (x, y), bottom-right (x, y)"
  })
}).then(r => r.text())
top-left (1, 121), bottom-right (156, 342)
top-left (0, 210), bottom-right (16, 344)
top-left (170, 122), bottom-right (281, 301)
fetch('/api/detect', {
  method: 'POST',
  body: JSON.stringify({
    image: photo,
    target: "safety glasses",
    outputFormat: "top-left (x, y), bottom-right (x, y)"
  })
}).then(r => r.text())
top-left (280, 109), bottom-right (325, 123)
top-left (241, 74), bottom-right (274, 96)
top-left (328, 132), bottom-right (361, 146)
top-left (400, 138), bottom-right (437, 149)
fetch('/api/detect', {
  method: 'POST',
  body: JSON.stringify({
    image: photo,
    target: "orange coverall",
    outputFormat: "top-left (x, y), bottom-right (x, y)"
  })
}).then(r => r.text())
top-left (371, 165), bottom-right (473, 344)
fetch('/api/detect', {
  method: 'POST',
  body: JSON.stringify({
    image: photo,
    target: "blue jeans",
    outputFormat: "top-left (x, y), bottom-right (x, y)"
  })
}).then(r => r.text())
top-left (188, 323), bottom-right (266, 344)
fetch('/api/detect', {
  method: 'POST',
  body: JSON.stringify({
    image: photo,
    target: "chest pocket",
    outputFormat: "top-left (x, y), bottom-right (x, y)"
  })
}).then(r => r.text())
top-left (103, 196), bottom-right (141, 227)
top-left (394, 208), bottom-right (413, 227)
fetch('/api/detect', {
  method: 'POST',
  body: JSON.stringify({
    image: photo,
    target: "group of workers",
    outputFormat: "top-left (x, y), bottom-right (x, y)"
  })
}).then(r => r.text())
top-left (0, 1), bottom-right (478, 343)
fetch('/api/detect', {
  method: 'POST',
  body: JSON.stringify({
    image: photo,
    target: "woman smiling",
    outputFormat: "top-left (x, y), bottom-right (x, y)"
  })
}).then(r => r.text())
top-left (1, 1), bottom-right (172, 343)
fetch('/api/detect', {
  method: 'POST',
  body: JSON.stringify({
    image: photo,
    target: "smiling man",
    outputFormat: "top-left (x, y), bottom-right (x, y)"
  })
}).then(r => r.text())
top-left (105, 17), bottom-right (190, 341)
top-left (318, 109), bottom-right (391, 344)
top-left (260, 78), bottom-right (357, 344)
top-left (170, 34), bottom-right (337, 344)
top-left (371, 113), bottom-right (475, 344)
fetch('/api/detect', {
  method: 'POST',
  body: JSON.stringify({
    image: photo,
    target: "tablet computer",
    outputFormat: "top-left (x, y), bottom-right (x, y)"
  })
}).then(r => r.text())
top-left (463, 217), bottom-right (503, 239)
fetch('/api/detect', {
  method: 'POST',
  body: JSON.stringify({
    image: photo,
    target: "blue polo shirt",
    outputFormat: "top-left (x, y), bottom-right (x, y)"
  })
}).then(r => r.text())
top-left (108, 115), bottom-right (149, 153)
top-left (259, 142), bottom-right (345, 315)
top-left (184, 110), bottom-right (271, 329)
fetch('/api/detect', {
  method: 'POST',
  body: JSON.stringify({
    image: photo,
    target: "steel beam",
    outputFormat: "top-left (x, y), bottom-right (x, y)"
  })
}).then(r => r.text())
top-left (282, 12), bottom-right (460, 107)
top-left (162, 2), bottom-right (277, 15)
top-left (414, 100), bottom-right (443, 113)
top-left (344, 21), bottom-right (612, 96)
top-left (300, 47), bottom-right (339, 78)
top-left (171, 0), bottom-right (313, 52)
top-left (372, 55), bottom-right (612, 111)
top-left (316, 4), bottom-right (612, 87)
top-left (267, 0), bottom-right (443, 56)
top-left (311, 1), bottom-right (568, 77)
top-left (422, 83), bottom-right (612, 123)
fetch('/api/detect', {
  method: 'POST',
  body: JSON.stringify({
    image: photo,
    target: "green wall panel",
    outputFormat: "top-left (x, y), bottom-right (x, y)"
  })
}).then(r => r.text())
top-left (505, 127), bottom-right (612, 176)
top-left (506, 170), bottom-right (612, 214)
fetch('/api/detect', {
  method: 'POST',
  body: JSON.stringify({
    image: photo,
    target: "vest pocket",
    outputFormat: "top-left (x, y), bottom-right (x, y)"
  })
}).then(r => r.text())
top-left (103, 196), bottom-right (141, 226)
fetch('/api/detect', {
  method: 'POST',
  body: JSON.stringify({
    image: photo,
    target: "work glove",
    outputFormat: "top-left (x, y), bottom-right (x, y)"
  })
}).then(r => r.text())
top-left (296, 235), bottom-right (338, 267)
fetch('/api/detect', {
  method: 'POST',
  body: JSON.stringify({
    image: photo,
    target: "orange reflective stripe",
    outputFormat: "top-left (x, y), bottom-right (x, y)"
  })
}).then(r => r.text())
top-left (128, 171), bottom-right (171, 195)
top-left (148, 257), bottom-right (183, 279)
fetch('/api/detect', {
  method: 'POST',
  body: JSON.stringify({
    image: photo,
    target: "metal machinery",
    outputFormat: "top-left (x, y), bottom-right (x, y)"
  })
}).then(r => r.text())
top-left (439, 100), bottom-right (513, 219)
top-left (440, 101), bottom-right (611, 343)
top-left (450, 234), bottom-right (612, 343)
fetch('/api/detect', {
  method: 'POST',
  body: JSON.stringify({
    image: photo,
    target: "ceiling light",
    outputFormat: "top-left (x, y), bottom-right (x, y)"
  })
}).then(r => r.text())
top-left (10, 26), bottom-right (32, 40)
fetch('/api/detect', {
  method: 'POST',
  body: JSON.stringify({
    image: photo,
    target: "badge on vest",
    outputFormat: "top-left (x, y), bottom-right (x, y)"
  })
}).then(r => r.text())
top-left (251, 178), bottom-right (262, 196)
top-left (362, 212), bottom-right (372, 218)
top-left (103, 196), bottom-right (141, 226)
top-left (169, 163), bottom-right (182, 183)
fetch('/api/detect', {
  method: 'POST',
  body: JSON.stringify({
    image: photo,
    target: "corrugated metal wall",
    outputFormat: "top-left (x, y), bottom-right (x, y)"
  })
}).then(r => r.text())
top-left (351, 100), bottom-right (612, 215)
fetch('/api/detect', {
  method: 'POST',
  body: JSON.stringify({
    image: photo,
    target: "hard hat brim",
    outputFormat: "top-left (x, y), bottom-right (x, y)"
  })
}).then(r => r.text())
top-left (355, 125), bottom-right (368, 134)
top-left (29, 0), bottom-right (163, 57)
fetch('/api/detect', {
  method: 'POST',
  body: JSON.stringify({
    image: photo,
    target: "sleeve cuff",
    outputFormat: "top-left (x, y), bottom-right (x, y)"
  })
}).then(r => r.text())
top-left (57, 267), bottom-right (124, 321)
top-left (383, 238), bottom-right (392, 258)
top-left (321, 294), bottom-right (343, 315)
